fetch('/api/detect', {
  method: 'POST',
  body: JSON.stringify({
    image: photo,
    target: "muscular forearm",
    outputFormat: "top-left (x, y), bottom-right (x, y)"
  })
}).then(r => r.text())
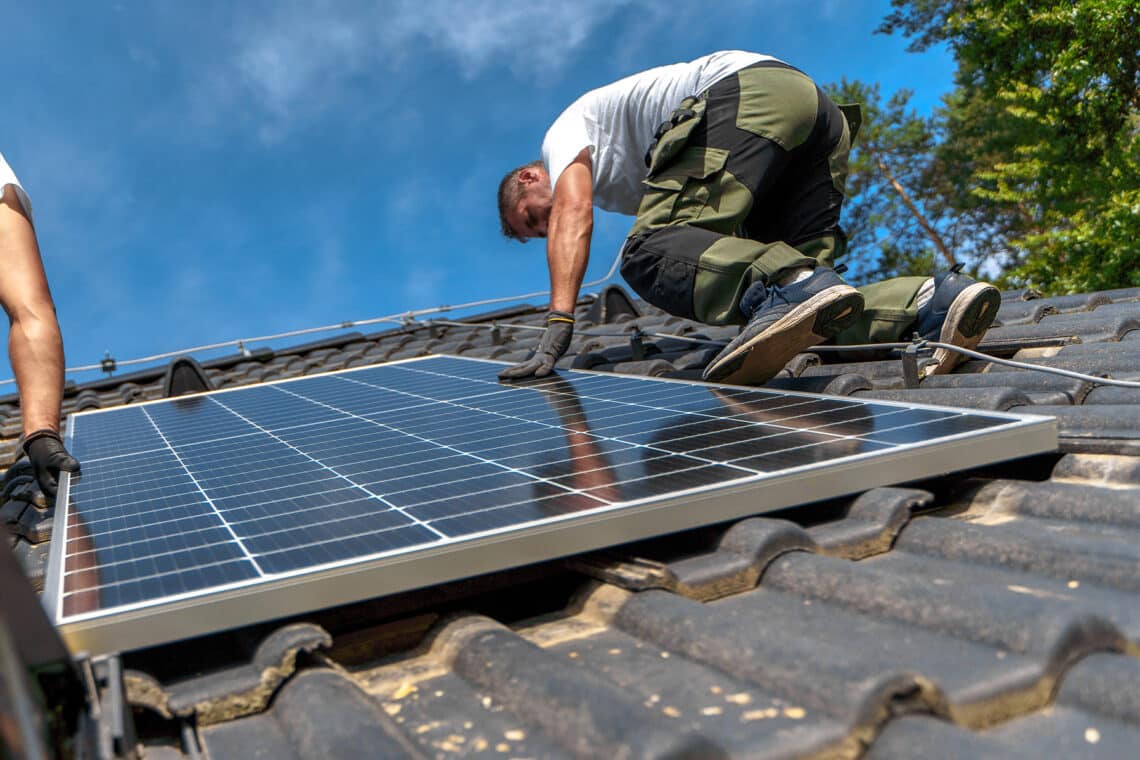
top-left (545, 150), bottom-right (595, 314)
top-left (10, 311), bottom-right (65, 434)
top-left (546, 199), bottom-right (593, 313)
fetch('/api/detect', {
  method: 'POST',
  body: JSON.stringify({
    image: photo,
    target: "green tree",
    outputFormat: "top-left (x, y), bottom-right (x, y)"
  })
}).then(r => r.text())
top-left (828, 80), bottom-right (945, 284)
top-left (880, 0), bottom-right (1140, 293)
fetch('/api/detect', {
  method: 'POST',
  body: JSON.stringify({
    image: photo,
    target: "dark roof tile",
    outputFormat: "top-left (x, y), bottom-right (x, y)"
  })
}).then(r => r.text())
top-left (993, 300), bottom-right (1058, 326)
top-left (13, 503), bottom-right (51, 544)
top-left (127, 623), bottom-right (333, 725)
top-left (1011, 405), bottom-right (1140, 454)
top-left (855, 386), bottom-right (1036, 411)
top-left (381, 347), bottom-right (431, 363)
top-left (991, 352), bottom-right (1140, 379)
top-left (610, 359), bottom-right (676, 377)
top-left (1038, 338), bottom-right (1140, 358)
top-left (986, 309), bottom-right (1140, 344)
top-left (606, 581), bottom-right (1027, 731)
top-left (765, 372), bottom-right (876, 396)
top-left (370, 667), bottom-right (575, 757)
top-left (1051, 452), bottom-right (1140, 486)
top-left (868, 715), bottom-right (1029, 759)
top-left (964, 475), bottom-right (1140, 528)
top-left (10, 537), bottom-right (48, 592)
top-left (667, 348), bottom-right (719, 371)
top-left (1000, 288), bottom-right (1042, 302)
top-left (435, 615), bottom-right (726, 758)
top-left (1032, 292), bottom-right (1115, 313)
top-left (761, 549), bottom-right (1127, 672)
top-left (1053, 652), bottom-right (1140, 723)
top-left (919, 370), bottom-right (1092, 402)
top-left (801, 358), bottom-right (913, 380)
top-left (201, 669), bottom-right (421, 760)
top-left (898, 517), bottom-right (1140, 592)
top-left (1081, 385), bottom-right (1140, 405)
top-left (809, 487), bottom-right (930, 560)
top-left (870, 654), bottom-right (1140, 758)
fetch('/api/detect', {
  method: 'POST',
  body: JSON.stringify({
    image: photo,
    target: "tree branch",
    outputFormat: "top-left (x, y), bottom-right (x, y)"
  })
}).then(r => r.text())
top-left (870, 148), bottom-right (958, 268)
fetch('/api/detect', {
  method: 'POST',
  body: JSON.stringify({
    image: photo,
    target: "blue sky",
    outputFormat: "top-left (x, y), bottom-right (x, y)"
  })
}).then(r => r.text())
top-left (3, 0), bottom-right (954, 387)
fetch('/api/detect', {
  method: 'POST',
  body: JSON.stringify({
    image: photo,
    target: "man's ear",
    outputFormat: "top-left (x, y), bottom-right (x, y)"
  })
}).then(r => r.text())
top-left (518, 166), bottom-right (542, 185)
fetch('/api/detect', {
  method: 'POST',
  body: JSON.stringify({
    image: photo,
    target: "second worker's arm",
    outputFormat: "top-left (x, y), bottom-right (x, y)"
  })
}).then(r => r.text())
top-left (0, 184), bottom-right (78, 496)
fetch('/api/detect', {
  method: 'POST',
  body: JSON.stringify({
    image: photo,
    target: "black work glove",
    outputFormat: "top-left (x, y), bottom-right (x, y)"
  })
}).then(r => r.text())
top-left (23, 429), bottom-right (81, 499)
top-left (498, 311), bottom-right (575, 380)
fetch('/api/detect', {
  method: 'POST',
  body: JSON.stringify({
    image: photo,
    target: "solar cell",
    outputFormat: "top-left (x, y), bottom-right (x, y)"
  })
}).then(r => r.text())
top-left (44, 356), bottom-right (1055, 653)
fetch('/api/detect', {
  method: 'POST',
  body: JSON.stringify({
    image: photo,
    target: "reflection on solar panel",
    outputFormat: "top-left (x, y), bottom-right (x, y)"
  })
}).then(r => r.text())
top-left (44, 356), bottom-right (1055, 653)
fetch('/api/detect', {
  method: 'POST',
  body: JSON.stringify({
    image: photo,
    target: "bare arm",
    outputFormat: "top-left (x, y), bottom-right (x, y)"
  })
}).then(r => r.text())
top-left (546, 149), bottom-right (594, 313)
top-left (0, 184), bottom-right (66, 436)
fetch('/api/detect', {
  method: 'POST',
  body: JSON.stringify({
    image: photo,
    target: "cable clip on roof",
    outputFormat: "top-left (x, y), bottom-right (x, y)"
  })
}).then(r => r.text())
top-left (901, 334), bottom-right (933, 389)
top-left (629, 328), bottom-right (646, 362)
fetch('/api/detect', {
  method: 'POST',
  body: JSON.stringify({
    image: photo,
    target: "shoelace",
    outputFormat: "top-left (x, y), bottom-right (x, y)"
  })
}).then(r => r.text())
top-left (745, 266), bottom-right (846, 318)
top-left (757, 282), bottom-right (795, 311)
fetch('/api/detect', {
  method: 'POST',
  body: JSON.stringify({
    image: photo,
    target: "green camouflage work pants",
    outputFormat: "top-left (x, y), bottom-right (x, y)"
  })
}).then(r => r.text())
top-left (619, 61), bottom-right (924, 343)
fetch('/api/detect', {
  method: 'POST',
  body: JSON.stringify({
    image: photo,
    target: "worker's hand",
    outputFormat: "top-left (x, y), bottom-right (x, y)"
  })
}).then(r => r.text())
top-left (498, 311), bottom-right (575, 380)
top-left (23, 429), bottom-right (81, 499)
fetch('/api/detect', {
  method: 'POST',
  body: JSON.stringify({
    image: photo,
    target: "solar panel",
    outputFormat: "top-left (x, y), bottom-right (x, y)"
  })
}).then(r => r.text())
top-left (43, 356), bottom-right (1055, 654)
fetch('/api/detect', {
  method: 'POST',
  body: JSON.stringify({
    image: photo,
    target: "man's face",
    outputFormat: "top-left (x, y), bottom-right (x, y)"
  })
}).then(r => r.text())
top-left (506, 169), bottom-right (553, 240)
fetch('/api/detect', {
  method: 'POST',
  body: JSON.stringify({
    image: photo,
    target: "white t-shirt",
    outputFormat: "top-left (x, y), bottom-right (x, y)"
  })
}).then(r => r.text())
top-left (0, 151), bottom-right (34, 225)
top-left (542, 51), bottom-right (779, 215)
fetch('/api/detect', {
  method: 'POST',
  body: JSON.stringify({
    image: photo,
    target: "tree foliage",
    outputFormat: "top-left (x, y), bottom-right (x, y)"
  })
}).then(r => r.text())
top-left (878, 0), bottom-right (1140, 294)
top-left (826, 80), bottom-right (942, 285)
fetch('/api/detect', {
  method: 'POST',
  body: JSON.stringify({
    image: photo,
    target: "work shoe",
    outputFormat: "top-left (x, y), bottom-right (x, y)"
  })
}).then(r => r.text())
top-left (703, 267), bottom-right (864, 385)
top-left (915, 265), bottom-right (1001, 375)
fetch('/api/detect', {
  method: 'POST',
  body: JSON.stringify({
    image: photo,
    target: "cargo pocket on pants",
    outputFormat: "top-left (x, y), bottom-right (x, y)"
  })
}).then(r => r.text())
top-left (645, 95), bottom-right (707, 174)
top-left (629, 147), bottom-right (731, 236)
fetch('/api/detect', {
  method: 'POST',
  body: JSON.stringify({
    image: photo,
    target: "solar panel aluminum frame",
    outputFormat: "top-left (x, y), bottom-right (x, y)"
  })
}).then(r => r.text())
top-left (42, 356), bottom-right (1057, 655)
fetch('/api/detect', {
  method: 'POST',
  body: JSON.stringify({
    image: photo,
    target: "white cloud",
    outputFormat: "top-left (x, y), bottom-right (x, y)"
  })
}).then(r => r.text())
top-left (386, 0), bottom-right (636, 74)
top-left (235, 11), bottom-right (366, 118)
top-left (188, 0), bottom-right (644, 142)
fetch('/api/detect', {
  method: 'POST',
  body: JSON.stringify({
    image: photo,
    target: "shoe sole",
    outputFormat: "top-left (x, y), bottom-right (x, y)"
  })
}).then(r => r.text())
top-left (927, 282), bottom-right (1001, 375)
top-left (704, 285), bottom-right (864, 384)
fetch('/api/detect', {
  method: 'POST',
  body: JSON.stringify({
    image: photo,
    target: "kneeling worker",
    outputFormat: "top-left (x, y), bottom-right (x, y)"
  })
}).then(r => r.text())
top-left (496, 50), bottom-right (999, 382)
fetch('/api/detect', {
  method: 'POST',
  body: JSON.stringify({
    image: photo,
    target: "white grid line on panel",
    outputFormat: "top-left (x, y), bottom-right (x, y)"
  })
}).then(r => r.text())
top-left (206, 395), bottom-right (451, 541)
top-left (418, 466), bottom-right (717, 527)
top-left (395, 362), bottom-right (921, 441)
top-left (77, 415), bottom-right (339, 465)
top-left (336, 369), bottom-right (855, 474)
top-left (330, 373), bottom-right (732, 470)
top-left (139, 406), bottom-right (267, 577)
top-left (71, 506), bottom-right (227, 547)
top-left (385, 365), bottom-right (820, 430)
top-left (64, 482), bottom-right (381, 557)
top-left (268, 383), bottom-right (608, 506)
top-left (62, 523), bottom-right (234, 571)
top-left (59, 518), bottom-right (423, 596)
top-left (429, 363), bottom-right (975, 456)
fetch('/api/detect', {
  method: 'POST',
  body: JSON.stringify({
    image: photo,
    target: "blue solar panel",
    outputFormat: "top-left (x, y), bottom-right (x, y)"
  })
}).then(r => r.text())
top-left (45, 356), bottom-right (1055, 653)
